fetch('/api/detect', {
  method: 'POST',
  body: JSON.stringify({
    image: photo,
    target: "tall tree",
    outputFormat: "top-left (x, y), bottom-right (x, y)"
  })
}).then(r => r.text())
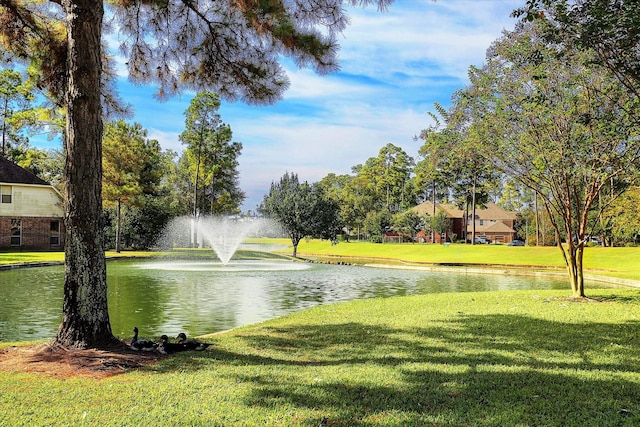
top-left (465, 21), bottom-right (640, 297)
top-left (0, 68), bottom-right (37, 159)
top-left (179, 92), bottom-right (244, 220)
top-left (414, 106), bottom-right (455, 242)
top-left (102, 120), bottom-right (156, 252)
top-left (318, 172), bottom-right (374, 241)
top-left (0, 68), bottom-right (26, 156)
top-left (416, 103), bottom-right (497, 244)
top-left (0, 0), bottom-right (392, 348)
top-left (414, 107), bottom-right (453, 201)
top-left (359, 143), bottom-right (415, 213)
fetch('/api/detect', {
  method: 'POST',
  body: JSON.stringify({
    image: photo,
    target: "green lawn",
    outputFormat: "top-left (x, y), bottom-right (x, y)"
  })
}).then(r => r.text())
top-left (279, 239), bottom-right (640, 281)
top-left (0, 250), bottom-right (157, 265)
top-left (2, 241), bottom-right (640, 425)
top-left (2, 289), bottom-right (639, 426)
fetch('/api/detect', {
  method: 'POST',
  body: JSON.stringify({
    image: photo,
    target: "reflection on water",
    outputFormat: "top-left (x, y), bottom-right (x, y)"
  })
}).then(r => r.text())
top-left (0, 259), bottom-right (620, 342)
top-left (136, 260), bottom-right (311, 272)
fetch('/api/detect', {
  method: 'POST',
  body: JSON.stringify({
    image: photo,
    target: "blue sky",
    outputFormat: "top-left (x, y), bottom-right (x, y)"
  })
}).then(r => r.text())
top-left (33, 0), bottom-right (522, 212)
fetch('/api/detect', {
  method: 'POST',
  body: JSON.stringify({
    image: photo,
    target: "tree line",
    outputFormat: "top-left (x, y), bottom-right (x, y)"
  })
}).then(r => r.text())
top-left (266, 3), bottom-right (640, 299)
top-left (5, 34), bottom-right (640, 261)
top-left (2, 80), bottom-right (245, 251)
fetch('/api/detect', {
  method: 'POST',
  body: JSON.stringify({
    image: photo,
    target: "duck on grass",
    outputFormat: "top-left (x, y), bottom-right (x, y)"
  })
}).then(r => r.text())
top-left (129, 327), bottom-right (211, 354)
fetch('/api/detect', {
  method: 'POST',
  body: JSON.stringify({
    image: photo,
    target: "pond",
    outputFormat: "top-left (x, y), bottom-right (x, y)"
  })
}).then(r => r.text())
top-left (0, 258), bottom-right (621, 342)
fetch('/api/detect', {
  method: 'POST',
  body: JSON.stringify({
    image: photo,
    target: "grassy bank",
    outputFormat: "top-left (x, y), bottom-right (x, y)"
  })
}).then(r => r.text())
top-left (0, 247), bottom-right (291, 266)
top-left (0, 250), bottom-right (156, 265)
top-left (2, 289), bottom-right (639, 426)
top-left (276, 239), bottom-right (640, 282)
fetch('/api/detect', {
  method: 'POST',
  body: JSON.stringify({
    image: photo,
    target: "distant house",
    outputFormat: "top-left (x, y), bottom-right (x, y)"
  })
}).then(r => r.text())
top-left (411, 201), bottom-right (519, 243)
top-left (468, 202), bottom-right (519, 244)
top-left (411, 201), bottom-right (466, 242)
top-left (0, 157), bottom-right (65, 250)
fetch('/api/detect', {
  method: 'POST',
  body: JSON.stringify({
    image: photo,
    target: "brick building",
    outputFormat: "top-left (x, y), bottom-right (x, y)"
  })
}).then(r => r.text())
top-left (412, 201), bottom-right (519, 244)
top-left (0, 157), bottom-right (65, 250)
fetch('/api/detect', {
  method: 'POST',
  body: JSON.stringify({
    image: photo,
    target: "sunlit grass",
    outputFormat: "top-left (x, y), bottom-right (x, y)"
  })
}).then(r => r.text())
top-left (284, 239), bottom-right (640, 281)
top-left (0, 247), bottom-right (290, 266)
top-left (2, 289), bottom-right (640, 426)
top-left (0, 250), bottom-right (164, 265)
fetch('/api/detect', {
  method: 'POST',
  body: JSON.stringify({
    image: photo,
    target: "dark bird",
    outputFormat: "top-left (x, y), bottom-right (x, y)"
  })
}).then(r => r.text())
top-left (157, 334), bottom-right (190, 355)
top-left (130, 326), bottom-right (158, 351)
top-left (176, 332), bottom-right (211, 351)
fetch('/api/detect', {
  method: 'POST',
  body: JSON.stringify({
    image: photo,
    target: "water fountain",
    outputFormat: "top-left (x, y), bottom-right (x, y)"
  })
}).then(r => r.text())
top-left (156, 215), bottom-right (283, 265)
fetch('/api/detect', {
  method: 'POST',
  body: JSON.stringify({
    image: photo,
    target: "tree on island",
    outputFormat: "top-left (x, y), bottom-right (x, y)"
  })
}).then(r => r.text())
top-left (261, 172), bottom-right (341, 258)
top-left (0, 0), bottom-right (392, 349)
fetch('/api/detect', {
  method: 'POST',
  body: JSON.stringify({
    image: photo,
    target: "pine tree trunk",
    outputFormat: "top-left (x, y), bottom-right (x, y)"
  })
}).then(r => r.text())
top-left (431, 180), bottom-right (436, 243)
top-left (471, 174), bottom-right (477, 244)
top-left (55, 0), bottom-right (115, 349)
top-left (116, 199), bottom-right (121, 253)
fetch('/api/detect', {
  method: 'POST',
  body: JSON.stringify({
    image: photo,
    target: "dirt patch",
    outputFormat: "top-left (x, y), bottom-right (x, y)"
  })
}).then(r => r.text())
top-left (0, 342), bottom-right (165, 379)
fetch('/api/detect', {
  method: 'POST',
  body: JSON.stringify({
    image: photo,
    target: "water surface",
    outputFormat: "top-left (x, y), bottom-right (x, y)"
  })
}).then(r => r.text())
top-left (0, 259), bottom-right (619, 342)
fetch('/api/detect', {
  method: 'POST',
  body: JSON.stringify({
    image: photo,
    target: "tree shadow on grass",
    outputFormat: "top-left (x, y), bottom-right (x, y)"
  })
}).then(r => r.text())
top-left (145, 308), bottom-right (640, 426)
top-left (164, 313), bottom-right (640, 426)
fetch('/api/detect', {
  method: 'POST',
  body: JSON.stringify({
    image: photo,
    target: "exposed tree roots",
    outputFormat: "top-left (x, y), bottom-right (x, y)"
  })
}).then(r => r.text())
top-left (0, 341), bottom-right (165, 379)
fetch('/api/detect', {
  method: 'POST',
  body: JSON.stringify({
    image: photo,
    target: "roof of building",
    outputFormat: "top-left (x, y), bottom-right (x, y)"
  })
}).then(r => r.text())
top-left (412, 201), bottom-right (518, 221)
top-left (411, 201), bottom-right (465, 218)
top-left (0, 156), bottom-right (49, 186)
top-left (468, 221), bottom-right (516, 234)
top-left (473, 202), bottom-right (519, 221)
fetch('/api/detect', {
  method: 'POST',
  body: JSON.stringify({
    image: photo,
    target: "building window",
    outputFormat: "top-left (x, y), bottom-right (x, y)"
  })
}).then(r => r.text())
top-left (10, 219), bottom-right (21, 246)
top-left (50, 221), bottom-right (60, 246)
top-left (479, 220), bottom-right (484, 226)
top-left (1, 185), bottom-right (11, 204)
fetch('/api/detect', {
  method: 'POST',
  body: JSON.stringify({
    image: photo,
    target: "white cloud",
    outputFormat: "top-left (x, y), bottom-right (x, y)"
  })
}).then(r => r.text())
top-left (147, 128), bottom-right (182, 152)
top-left (284, 68), bottom-right (367, 100)
top-left (340, 1), bottom-right (519, 81)
top-left (233, 102), bottom-right (436, 209)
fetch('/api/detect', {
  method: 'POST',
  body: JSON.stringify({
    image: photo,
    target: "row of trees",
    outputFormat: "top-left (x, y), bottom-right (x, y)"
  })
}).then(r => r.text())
top-left (410, 9), bottom-right (640, 297)
top-left (265, 130), bottom-right (640, 251)
top-left (2, 80), bottom-right (245, 252)
top-left (263, 3), bottom-right (640, 299)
